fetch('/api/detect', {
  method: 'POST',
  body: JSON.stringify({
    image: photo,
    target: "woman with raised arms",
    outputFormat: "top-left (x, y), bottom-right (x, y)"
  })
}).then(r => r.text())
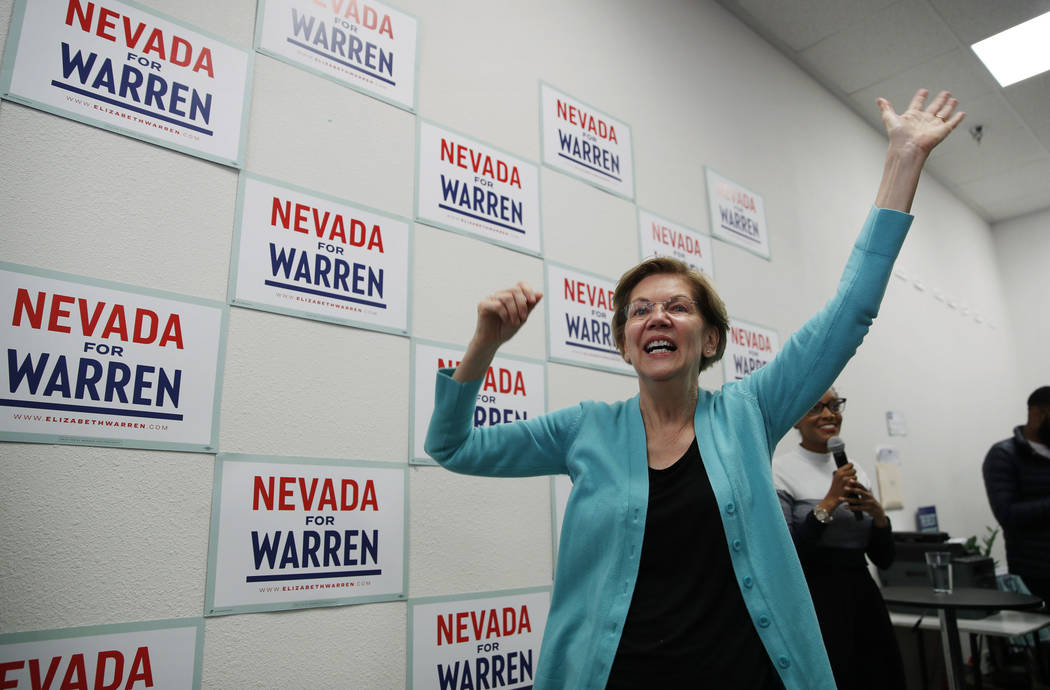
top-left (425, 89), bottom-right (964, 689)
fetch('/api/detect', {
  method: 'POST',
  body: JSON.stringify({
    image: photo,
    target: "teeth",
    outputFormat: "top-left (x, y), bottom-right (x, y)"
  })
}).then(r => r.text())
top-left (645, 340), bottom-right (676, 353)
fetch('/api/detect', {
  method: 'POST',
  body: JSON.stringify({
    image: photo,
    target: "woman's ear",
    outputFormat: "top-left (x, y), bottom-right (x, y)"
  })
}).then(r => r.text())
top-left (703, 328), bottom-right (719, 357)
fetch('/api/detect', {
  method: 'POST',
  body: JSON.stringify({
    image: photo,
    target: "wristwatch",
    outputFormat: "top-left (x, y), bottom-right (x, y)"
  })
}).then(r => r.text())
top-left (813, 505), bottom-right (833, 524)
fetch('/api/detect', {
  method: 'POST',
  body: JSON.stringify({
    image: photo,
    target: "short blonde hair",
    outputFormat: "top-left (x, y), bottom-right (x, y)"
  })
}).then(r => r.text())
top-left (611, 256), bottom-right (729, 372)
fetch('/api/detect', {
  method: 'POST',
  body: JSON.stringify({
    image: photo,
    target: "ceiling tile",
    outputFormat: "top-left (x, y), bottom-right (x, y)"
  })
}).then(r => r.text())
top-left (980, 190), bottom-right (1050, 223)
top-left (1002, 72), bottom-right (1050, 149)
top-left (956, 158), bottom-right (1050, 209)
top-left (928, 0), bottom-right (1050, 45)
top-left (799, 0), bottom-right (959, 93)
top-left (926, 91), bottom-right (1032, 164)
top-left (928, 124), bottom-right (1044, 185)
top-left (717, 0), bottom-right (1050, 222)
top-left (849, 49), bottom-right (998, 106)
top-left (734, 0), bottom-right (894, 51)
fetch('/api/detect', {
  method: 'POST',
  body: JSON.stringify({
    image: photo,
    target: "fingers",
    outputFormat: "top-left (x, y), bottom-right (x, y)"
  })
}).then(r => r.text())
top-left (945, 109), bottom-right (966, 130)
top-left (907, 88), bottom-right (929, 113)
top-left (933, 96), bottom-right (957, 119)
top-left (481, 283), bottom-right (543, 326)
top-left (923, 89), bottom-right (950, 115)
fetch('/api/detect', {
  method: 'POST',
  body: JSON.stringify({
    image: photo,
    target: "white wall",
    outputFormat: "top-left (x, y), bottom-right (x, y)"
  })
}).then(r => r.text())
top-left (993, 208), bottom-right (1050, 390)
top-left (0, 0), bottom-right (1027, 685)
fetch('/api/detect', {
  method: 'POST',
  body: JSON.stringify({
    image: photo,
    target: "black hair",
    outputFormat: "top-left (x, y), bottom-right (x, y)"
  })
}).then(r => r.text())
top-left (1028, 386), bottom-right (1050, 408)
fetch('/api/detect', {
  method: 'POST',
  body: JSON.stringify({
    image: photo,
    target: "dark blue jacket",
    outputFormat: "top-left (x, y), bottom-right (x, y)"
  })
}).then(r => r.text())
top-left (983, 427), bottom-right (1050, 579)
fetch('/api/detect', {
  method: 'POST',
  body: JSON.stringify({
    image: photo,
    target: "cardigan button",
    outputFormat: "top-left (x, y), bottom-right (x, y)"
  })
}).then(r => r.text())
top-left (731, 538), bottom-right (743, 552)
top-left (742, 575), bottom-right (754, 589)
top-left (777, 656), bottom-right (791, 669)
top-left (757, 615), bottom-right (771, 628)
top-left (725, 501), bottom-right (736, 515)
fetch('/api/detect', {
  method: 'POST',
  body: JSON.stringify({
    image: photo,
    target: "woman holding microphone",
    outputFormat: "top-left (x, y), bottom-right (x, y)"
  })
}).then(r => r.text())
top-left (426, 89), bottom-right (963, 689)
top-left (773, 389), bottom-right (905, 689)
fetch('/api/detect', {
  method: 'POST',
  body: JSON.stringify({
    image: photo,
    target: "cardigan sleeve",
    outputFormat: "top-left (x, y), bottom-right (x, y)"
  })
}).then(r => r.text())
top-left (424, 368), bottom-right (582, 477)
top-left (738, 206), bottom-right (913, 453)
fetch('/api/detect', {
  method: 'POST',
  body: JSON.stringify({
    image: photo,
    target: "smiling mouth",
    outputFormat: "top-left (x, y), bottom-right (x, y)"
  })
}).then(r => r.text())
top-left (644, 340), bottom-right (677, 354)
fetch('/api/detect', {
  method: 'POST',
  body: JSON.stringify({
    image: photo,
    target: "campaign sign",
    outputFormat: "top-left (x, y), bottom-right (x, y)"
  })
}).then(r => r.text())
top-left (0, 263), bottom-right (226, 452)
top-left (705, 168), bottom-right (770, 259)
top-left (0, 618), bottom-right (203, 689)
top-left (539, 82), bottom-right (634, 200)
top-left (229, 174), bottom-right (411, 335)
top-left (408, 587), bottom-right (551, 690)
top-left (205, 454), bottom-right (407, 615)
top-left (0, 0), bottom-right (252, 167)
top-left (545, 262), bottom-right (634, 376)
top-left (256, 0), bottom-right (418, 112)
top-left (722, 317), bottom-right (780, 383)
top-left (637, 208), bottom-right (715, 278)
top-left (410, 340), bottom-right (546, 465)
top-left (416, 121), bottom-right (542, 257)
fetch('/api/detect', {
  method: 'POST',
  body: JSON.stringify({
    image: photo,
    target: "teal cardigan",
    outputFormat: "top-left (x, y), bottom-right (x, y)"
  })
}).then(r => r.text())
top-left (426, 206), bottom-right (912, 689)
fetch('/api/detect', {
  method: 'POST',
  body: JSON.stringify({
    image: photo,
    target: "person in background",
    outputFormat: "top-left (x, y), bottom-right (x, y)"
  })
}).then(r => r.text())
top-left (425, 89), bottom-right (964, 690)
top-left (772, 388), bottom-right (906, 690)
top-left (983, 385), bottom-right (1050, 607)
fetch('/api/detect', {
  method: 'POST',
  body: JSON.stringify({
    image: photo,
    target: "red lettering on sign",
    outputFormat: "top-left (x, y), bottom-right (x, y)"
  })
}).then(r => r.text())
top-left (555, 100), bottom-right (618, 143)
top-left (4, 647), bottom-right (154, 690)
top-left (435, 359), bottom-right (527, 396)
top-left (315, 0), bottom-right (395, 39)
top-left (64, 0), bottom-right (214, 77)
top-left (252, 476), bottom-right (379, 511)
top-left (651, 223), bottom-right (704, 258)
top-left (436, 605), bottom-right (533, 645)
top-left (730, 327), bottom-right (772, 352)
top-left (11, 289), bottom-right (184, 349)
top-left (439, 138), bottom-right (522, 189)
top-left (270, 196), bottom-right (385, 253)
top-left (716, 181), bottom-right (757, 211)
top-left (562, 279), bottom-right (613, 310)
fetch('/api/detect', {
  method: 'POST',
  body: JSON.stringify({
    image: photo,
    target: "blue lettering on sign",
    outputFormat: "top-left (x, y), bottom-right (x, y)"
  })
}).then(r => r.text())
top-left (250, 529), bottom-right (379, 572)
top-left (564, 315), bottom-right (616, 354)
top-left (473, 406), bottom-right (527, 427)
top-left (53, 43), bottom-right (214, 135)
top-left (267, 243), bottom-right (388, 309)
top-left (7, 350), bottom-right (181, 407)
top-left (556, 129), bottom-right (621, 181)
top-left (719, 206), bottom-right (760, 240)
top-left (288, 9), bottom-right (396, 85)
top-left (437, 650), bottom-right (534, 690)
top-left (733, 354), bottom-right (768, 378)
top-left (438, 175), bottom-right (525, 233)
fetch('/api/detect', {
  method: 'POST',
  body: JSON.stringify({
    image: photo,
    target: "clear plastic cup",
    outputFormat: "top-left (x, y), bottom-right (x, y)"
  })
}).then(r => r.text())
top-left (925, 551), bottom-right (953, 593)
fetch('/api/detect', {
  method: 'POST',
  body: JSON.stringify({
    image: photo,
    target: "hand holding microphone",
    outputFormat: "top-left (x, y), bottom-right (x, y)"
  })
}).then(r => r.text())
top-left (827, 436), bottom-right (863, 521)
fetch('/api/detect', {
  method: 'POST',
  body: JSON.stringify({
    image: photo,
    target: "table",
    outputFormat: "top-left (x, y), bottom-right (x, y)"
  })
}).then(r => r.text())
top-left (881, 586), bottom-right (1044, 690)
top-left (889, 609), bottom-right (1050, 689)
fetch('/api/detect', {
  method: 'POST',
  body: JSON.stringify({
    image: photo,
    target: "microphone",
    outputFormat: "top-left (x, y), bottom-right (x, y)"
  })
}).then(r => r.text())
top-left (827, 436), bottom-right (863, 521)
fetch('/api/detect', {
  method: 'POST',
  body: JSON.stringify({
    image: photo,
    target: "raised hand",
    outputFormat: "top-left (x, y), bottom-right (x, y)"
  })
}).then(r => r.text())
top-left (453, 282), bottom-right (543, 383)
top-left (878, 88), bottom-right (966, 157)
top-left (473, 282), bottom-right (543, 350)
top-left (873, 88), bottom-right (966, 212)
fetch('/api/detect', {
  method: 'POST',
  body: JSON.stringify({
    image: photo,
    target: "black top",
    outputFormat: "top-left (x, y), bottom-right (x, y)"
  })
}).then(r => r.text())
top-left (606, 439), bottom-right (780, 689)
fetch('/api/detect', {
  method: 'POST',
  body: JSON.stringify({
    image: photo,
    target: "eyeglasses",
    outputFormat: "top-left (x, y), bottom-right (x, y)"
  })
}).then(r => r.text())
top-left (625, 297), bottom-right (699, 320)
top-left (806, 398), bottom-right (847, 416)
